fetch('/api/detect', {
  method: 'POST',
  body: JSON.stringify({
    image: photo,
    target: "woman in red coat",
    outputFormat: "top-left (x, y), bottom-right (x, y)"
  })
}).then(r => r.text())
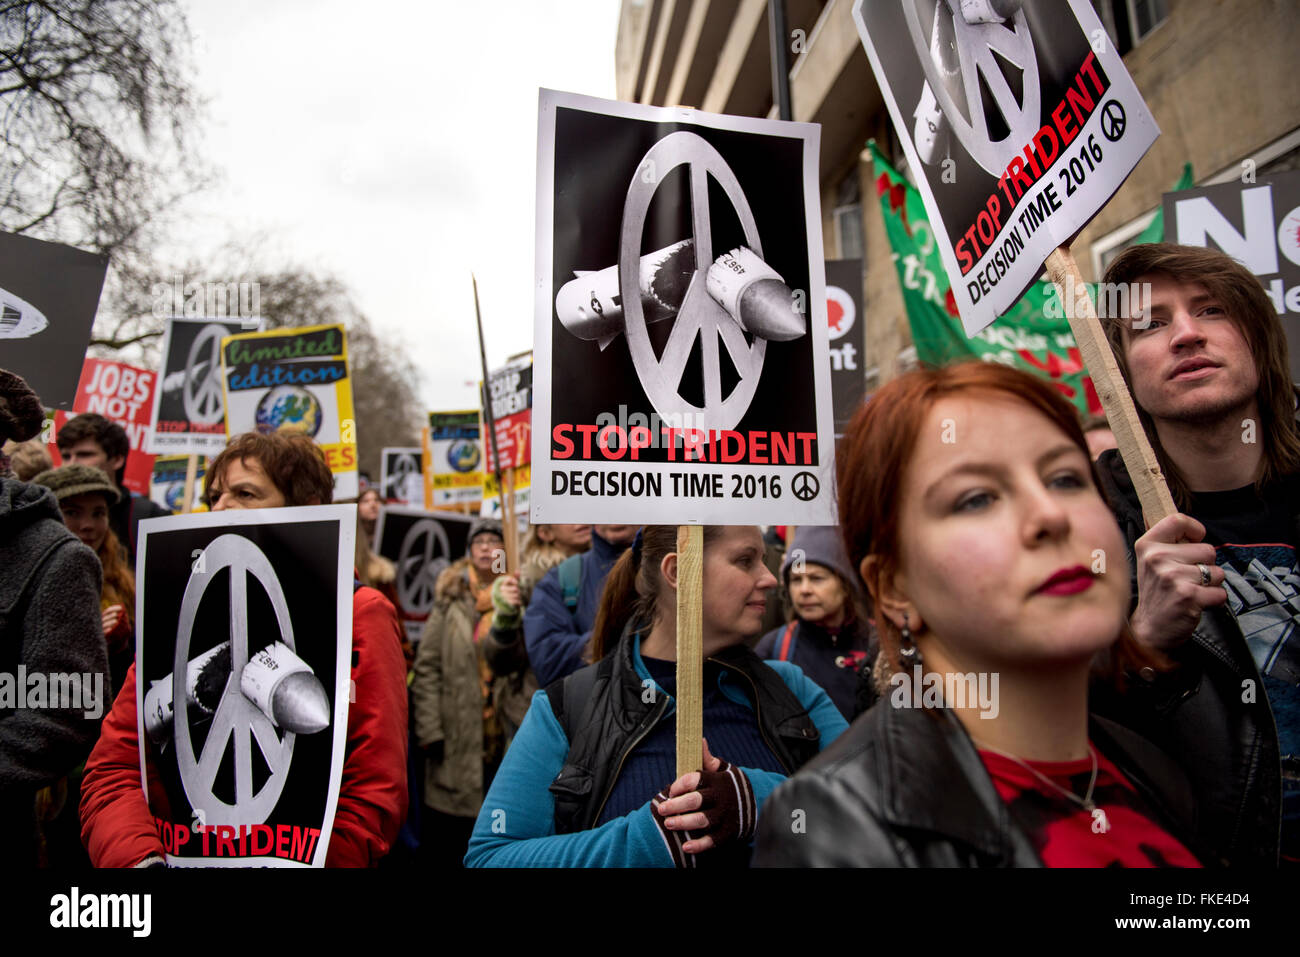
top-left (80, 432), bottom-right (408, 867)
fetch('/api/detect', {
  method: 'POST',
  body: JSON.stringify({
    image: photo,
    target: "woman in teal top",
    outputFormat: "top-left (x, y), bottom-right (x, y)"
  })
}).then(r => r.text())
top-left (465, 525), bottom-right (847, 867)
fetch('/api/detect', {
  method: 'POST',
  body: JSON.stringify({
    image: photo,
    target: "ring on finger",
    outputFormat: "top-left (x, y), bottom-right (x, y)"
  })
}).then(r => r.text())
top-left (1196, 562), bottom-right (1212, 587)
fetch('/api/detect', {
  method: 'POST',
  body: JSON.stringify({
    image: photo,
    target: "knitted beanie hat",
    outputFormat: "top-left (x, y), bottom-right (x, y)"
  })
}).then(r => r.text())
top-left (467, 516), bottom-right (504, 548)
top-left (780, 525), bottom-right (868, 609)
top-left (0, 369), bottom-right (45, 444)
top-left (30, 464), bottom-right (122, 505)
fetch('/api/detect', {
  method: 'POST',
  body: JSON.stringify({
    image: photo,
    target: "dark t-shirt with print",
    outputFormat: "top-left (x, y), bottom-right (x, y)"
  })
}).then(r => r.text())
top-left (1190, 475), bottom-right (1300, 862)
top-left (979, 747), bottom-right (1201, 867)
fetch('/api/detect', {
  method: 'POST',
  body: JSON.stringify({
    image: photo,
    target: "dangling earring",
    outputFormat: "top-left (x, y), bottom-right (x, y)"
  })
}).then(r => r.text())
top-left (898, 612), bottom-right (923, 668)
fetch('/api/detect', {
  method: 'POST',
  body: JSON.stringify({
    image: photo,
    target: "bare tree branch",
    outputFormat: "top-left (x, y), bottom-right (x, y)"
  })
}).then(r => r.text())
top-left (87, 329), bottom-right (162, 349)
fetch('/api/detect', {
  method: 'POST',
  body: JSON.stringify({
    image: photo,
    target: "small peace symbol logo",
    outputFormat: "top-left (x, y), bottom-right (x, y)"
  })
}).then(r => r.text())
top-left (1100, 101), bottom-right (1127, 142)
top-left (791, 471), bottom-right (820, 501)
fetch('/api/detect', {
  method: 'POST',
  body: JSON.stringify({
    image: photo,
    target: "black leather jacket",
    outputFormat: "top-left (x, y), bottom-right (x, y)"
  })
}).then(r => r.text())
top-left (1092, 449), bottom-right (1281, 867)
top-left (752, 699), bottom-right (1208, 867)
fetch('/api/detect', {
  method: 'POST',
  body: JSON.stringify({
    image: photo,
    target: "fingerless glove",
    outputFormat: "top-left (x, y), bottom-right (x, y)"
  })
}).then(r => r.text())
top-left (650, 760), bottom-right (756, 867)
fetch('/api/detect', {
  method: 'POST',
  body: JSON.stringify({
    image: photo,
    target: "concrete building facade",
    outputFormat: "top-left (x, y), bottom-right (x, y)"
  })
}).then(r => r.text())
top-left (615, 0), bottom-right (1300, 390)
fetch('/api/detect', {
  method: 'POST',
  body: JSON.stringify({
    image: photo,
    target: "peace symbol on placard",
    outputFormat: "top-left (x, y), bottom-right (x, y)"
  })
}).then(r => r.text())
top-left (903, 0), bottom-right (1041, 176)
top-left (619, 131), bottom-right (767, 434)
top-left (1100, 100), bottom-right (1126, 142)
top-left (183, 324), bottom-right (228, 425)
top-left (174, 534), bottom-right (296, 827)
top-left (396, 519), bottom-right (451, 616)
top-left (791, 471), bottom-right (820, 501)
top-left (387, 454), bottom-right (418, 497)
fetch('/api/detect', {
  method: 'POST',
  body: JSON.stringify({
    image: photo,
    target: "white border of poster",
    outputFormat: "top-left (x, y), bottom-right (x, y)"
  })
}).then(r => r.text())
top-left (533, 89), bottom-right (837, 526)
top-left (133, 505), bottom-right (354, 868)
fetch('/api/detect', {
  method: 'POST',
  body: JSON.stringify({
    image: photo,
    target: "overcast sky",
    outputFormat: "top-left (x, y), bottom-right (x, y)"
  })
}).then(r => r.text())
top-left (179, 0), bottom-right (621, 412)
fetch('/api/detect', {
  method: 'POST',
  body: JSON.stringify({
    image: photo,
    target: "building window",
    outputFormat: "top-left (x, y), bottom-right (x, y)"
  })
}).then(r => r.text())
top-left (835, 205), bottom-right (865, 260)
top-left (1092, 0), bottom-right (1168, 56)
top-left (1128, 0), bottom-right (1169, 42)
top-left (834, 169), bottom-right (864, 260)
top-left (1091, 213), bottom-right (1157, 278)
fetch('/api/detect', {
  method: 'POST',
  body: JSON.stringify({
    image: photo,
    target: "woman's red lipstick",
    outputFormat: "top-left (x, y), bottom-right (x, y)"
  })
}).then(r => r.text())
top-left (1037, 565), bottom-right (1093, 596)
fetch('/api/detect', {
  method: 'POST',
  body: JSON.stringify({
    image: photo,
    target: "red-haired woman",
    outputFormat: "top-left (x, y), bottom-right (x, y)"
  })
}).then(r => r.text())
top-left (465, 525), bottom-right (847, 867)
top-left (754, 362), bottom-right (1210, 867)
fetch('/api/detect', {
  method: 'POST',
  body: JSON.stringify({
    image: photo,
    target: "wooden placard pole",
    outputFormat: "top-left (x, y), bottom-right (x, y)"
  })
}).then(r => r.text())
top-left (500, 466), bottom-right (519, 573)
top-left (675, 524), bottom-right (704, 778)
top-left (472, 272), bottom-right (514, 572)
top-left (1044, 247), bottom-right (1176, 527)
top-left (180, 454), bottom-right (199, 514)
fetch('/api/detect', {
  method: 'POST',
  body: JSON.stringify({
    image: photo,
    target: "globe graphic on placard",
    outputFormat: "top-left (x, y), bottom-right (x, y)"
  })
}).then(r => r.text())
top-left (447, 439), bottom-right (480, 473)
top-left (255, 385), bottom-right (323, 437)
top-left (164, 482), bottom-right (185, 511)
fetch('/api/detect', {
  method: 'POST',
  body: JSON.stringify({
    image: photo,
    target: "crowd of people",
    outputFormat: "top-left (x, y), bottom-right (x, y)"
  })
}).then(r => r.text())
top-left (0, 243), bottom-right (1294, 868)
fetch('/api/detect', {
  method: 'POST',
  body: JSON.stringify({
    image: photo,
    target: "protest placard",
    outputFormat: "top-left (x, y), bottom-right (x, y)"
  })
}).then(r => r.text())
top-left (423, 410), bottom-right (483, 509)
top-left (50, 358), bottom-right (158, 496)
top-left (852, 0), bottom-right (1159, 335)
top-left (0, 231), bottom-right (109, 409)
top-left (134, 506), bottom-right (353, 866)
top-left (482, 465), bottom-right (530, 534)
top-left (1164, 169), bottom-right (1300, 383)
top-left (219, 324), bottom-right (359, 500)
top-left (825, 260), bottom-right (866, 437)
top-left (534, 90), bottom-right (837, 525)
top-left (149, 455), bottom-right (206, 513)
top-left (373, 506), bottom-right (474, 646)
top-left (480, 355), bottom-right (532, 536)
top-left (483, 354), bottom-right (532, 473)
top-left (148, 317), bottom-right (258, 455)
top-left (380, 447), bottom-right (424, 506)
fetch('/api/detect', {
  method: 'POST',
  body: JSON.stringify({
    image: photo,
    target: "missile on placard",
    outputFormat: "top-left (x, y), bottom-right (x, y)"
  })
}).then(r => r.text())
top-left (143, 641), bottom-right (230, 743)
top-left (143, 639), bottom-right (330, 742)
top-left (555, 239), bottom-right (695, 345)
top-left (0, 285), bottom-right (49, 340)
top-left (240, 641), bottom-right (331, 734)
top-left (958, 0), bottom-right (1023, 25)
top-left (705, 246), bottom-right (807, 342)
top-left (557, 239), bottom-right (806, 345)
top-left (161, 360), bottom-right (213, 394)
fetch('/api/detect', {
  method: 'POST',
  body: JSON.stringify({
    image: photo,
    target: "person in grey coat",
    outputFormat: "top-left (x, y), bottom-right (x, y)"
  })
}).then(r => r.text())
top-left (0, 369), bottom-right (109, 866)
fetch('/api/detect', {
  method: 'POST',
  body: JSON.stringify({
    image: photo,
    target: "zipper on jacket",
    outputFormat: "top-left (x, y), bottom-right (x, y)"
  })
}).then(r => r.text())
top-left (591, 695), bottom-right (669, 827)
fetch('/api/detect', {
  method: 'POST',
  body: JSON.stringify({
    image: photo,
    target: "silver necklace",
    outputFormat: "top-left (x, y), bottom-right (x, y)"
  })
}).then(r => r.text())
top-left (973, 737), bottom-right (1110, 832)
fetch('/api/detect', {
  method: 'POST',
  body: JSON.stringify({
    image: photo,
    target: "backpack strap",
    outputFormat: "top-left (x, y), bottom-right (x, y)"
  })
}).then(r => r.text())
top-left (544, 658), bottom-right (601, 743)
top-left (776, 621), bottom-right (797, 662)
top-left (557, 553), bottom-right (583, 615)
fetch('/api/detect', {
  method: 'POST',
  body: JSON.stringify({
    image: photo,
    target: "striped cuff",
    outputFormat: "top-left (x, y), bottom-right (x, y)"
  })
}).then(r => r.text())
top-left (717, 761), bottom-right (757, 843)
top-left (650, 789), bottom-right (696, 868)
